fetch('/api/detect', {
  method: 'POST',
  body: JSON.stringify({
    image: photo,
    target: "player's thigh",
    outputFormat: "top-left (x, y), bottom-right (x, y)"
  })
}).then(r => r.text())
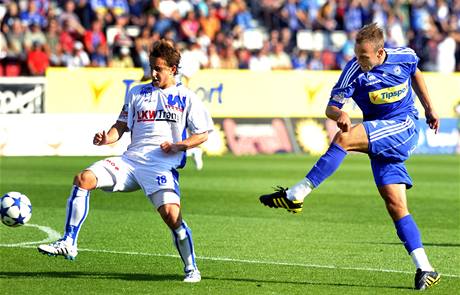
top-left (334, 123), bottom-right (369, 152)
top-left (147, 189), bottom-right (181, 209)
top-left (377, 183), bottom-right (407, 206)
top-left (149, 190), bottom-right (182, 229)
top-left (364, 115), bottom-right (418, 162)
top-left (135, 165), bottom-right (180, 197)
top-left (86, 157), bottom-right (140, 192)
top-left (370, 158), bottom-right (413, 189)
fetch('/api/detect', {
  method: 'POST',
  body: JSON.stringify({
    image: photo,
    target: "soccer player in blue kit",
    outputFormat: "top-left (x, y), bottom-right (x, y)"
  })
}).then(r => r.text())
top-left (259, 23), bottom-right (441, 290)
top-left (38, 39), bottom-right (213, 283)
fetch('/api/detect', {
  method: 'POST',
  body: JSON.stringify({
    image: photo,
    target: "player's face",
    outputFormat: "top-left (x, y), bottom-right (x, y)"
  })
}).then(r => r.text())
top-left (150, 57), bottom-right (176, 89)
top-left (354, 42), bottom-right (384, 72)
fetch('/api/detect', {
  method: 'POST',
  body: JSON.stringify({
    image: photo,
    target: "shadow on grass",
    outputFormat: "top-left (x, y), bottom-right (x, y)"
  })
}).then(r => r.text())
top-left (423, 243), bottom-right (460, 248)
top-left (205, 276), bottom-right (414, 290)
top-left (360, 242), bottom-right (460, 248)
top-left (0, 271), bottom-right (182, 281)
top-left (0, 271), bottom-right (414, 290)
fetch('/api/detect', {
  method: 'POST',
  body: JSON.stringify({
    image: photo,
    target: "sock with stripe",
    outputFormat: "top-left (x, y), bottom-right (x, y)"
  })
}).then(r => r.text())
top-left (62, 185), bottom-right (90, 247)
top-left (288, 143), bottom-right (347, 202)
top-left (395, 214), bottom-right (433, 271)
top-left (172, 220), bottom-right (198, 272)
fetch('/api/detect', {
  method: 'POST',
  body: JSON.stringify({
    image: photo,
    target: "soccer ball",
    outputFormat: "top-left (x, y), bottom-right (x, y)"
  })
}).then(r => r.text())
top-left (0, 192), bottom-right (32, 227)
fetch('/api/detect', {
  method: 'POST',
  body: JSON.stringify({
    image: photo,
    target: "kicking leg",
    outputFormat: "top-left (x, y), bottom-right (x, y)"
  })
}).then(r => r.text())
top-left (260, 124), bottom-right (368, 213)
top-left (38, 170), bottom-right (96, 260)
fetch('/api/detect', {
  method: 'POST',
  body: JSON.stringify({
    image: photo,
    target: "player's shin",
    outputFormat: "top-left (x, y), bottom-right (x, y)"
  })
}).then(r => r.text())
top-left (288, 143), bottom-right (347, 201)
top-left (171, 220), bottom-right (198, 273)
top-left (62, 185), bottom-right (90, 247)
top-left (395, 214), bottom-right (433, 271)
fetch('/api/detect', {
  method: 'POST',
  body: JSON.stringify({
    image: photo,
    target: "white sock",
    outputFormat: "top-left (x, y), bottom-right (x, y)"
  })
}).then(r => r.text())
top-left (286, 178), bottom-right (314, 202)
top-left (63, 185), bottom-right (90, 246)
top-left (172, 221), bottom-right (198, 272)
top-left (410, 248), bottom-right (433, 271)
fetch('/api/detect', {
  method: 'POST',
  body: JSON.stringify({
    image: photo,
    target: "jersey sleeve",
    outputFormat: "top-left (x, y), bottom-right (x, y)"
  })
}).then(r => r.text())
top-left (186, 92), bottom-right (214, 135)
top-left (405, 48), bottom-right (419, 76)
top-left (117, 86), bottom-right (134, 129)
top-left (328, 60), bottom-right (359, 109)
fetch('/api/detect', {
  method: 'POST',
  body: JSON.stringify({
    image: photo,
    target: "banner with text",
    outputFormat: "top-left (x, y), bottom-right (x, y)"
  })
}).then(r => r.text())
top-left (44, 68), bottom-right (460, 119)
top-left (0, 77), bottom-right (45, 114)
top-left (189, 70), bottom-right (460, 119)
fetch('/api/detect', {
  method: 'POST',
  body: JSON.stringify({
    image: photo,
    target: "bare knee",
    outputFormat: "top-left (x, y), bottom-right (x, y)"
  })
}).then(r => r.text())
top-left (332, 131), bottom-right (349, 150)
top-left (331, 124), bottom-right (368, 152)
top-left (158, 204), bottom-right (181, 230)
top-left (73, 170), bottom-right (97, 190)
top-left (378, 184), bottom-right (409, 221)
top-left (384, 198), bottom-right (408, 221)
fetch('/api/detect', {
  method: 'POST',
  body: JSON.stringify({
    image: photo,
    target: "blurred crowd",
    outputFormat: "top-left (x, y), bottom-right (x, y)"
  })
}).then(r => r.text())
top-left (0, 0), bottom-right (459, 78)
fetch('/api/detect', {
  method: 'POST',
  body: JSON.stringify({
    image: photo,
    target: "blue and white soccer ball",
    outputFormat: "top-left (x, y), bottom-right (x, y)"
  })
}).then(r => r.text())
top-left (0, 192), bottom-right (32, 227)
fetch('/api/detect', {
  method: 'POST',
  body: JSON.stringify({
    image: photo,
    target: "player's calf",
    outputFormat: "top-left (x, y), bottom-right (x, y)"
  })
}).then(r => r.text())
top-left (171, 221), bottom-right (200, 282)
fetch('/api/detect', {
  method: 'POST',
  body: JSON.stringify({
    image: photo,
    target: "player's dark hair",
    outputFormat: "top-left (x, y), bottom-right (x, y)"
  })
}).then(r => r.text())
top-left (356, 23), bottom-right (384, 51)
top-left (149, 39), bottom-right (181, 74)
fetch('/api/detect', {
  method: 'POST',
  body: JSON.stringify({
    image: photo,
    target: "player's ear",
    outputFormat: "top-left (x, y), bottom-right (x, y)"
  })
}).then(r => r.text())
top-left (171, 65), bottom-right (177, 75)
top-left (377, 48), bottom-right (385, 58)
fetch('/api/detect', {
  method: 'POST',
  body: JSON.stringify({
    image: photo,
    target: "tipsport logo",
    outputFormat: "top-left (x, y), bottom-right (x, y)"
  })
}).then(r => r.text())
top-left (368, 80), bottom-right (409, 105)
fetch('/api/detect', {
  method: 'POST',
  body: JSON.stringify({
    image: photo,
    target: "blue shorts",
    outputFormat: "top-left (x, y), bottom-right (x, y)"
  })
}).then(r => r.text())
top-left (363, 115), bottom-right (419, 189)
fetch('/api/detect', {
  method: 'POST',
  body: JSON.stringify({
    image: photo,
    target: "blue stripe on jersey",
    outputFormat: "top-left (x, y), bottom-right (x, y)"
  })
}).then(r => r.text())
top-left (171, 169), bottom-right (180, 196)
top-left (339, 61), bottom-right (359, 88)
top-left (177, 127), bottom-right (188, 169)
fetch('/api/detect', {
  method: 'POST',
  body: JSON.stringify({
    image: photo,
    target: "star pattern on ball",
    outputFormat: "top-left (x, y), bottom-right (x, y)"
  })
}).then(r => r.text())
top-left (12, 196), bottom-right (22, 207)
top-left (15, 213), bottom-right (26, 225)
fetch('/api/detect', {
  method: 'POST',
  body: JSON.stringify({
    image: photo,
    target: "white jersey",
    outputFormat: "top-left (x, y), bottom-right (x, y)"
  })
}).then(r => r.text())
top-left (117, 82), bottom-right (213, 168)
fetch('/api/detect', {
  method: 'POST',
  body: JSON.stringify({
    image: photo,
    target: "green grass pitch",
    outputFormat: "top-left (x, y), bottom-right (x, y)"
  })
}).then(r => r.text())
top-left (0, 154), bottom-right (459, 294)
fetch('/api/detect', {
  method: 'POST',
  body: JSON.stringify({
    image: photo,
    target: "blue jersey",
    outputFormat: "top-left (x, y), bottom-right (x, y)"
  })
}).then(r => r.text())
top-left (329, 47), bottom-right (419, 121)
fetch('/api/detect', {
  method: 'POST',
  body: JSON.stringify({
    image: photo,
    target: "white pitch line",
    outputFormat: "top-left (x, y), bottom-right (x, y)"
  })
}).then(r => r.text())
top-left (1, 224), bottom-right (459, 279)
top-left (78, 248), bottom-right (460, 278)
top-left (7, 245), bottom-right (458, 279)
top-left (0, 223), bottom-right (61, 247)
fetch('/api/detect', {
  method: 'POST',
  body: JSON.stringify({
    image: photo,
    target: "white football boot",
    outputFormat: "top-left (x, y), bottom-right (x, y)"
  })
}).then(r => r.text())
top-left (37, 239), bottom-right (78, 260)
top-left (183, 269), bottom-right (201, 283)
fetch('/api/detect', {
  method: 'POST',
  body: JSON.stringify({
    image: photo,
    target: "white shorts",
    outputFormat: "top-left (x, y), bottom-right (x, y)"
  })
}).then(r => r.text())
top-left (86, 156), bottom-right (181, 208)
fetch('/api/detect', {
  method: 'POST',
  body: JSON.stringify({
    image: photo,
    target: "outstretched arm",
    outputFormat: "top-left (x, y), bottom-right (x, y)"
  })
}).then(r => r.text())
top-left (411, 68), bottom-right (440, 133)
top-left (93, 120), bottom-right (129, 146)
top-left (160, 132), bottom-right (209, 153)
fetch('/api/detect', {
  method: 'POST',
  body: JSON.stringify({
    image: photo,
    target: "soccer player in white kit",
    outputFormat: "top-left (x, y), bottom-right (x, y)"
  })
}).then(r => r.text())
top-left (38, 39), bottom-right (214, 283)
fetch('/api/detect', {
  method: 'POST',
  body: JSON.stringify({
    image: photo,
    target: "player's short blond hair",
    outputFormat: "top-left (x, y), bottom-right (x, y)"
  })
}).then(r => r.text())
top-left (149, 39), bottom-right (181, 73)
top-left (356, 23), bottom-right (384, 51)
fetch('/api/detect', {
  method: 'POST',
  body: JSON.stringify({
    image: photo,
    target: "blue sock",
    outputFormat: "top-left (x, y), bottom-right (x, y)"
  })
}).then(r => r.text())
top-left (395, 214), bottom-right (423, 254)
top-left (63, 185), bottom-right (90, 246)
top-left (305, 143), bottom-right (347, 187)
